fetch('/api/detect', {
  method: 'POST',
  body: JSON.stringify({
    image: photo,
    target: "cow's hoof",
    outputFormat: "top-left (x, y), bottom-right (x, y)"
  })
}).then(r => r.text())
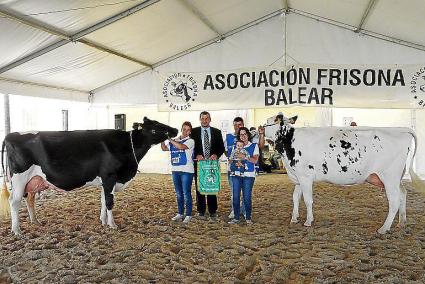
top-left (377, 227), bottom-right (387, 234)
top-left (12, 228), bottom-right (22, 236)
top-left (32, 219), bottom-right (42, 226)
top-left (108, 223), bottom-right (118, 230)
top-left (303, 221), bottom-right (312, 227)
top-left (290, 218), bottom-right (299, 224)
top-left (397, 222), bottom-right (406, 229)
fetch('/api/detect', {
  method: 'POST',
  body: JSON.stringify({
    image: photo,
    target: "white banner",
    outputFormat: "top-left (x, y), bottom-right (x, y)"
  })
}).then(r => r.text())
top-left (157, 64), bottom-right (425, 111)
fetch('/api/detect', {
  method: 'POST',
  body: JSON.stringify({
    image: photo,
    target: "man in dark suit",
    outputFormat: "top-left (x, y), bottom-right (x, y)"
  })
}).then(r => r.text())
top-left (191, 111), bottom-right (225, 219)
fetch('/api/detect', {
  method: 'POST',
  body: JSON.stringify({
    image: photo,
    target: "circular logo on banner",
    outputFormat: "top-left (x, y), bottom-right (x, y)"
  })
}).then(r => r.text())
top-left (162, 73), bottom-right (198, 111)
top-left (410, 67), bottom-right (425, 107)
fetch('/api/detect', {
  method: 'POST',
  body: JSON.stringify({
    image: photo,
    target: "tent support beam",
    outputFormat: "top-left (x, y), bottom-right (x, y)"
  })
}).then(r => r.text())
top-left (0, 0), bottom-right (158, 74)
top-left (179, 0), bottom-right (223, 39)
top-left (290, 8), bottom-right (425, 53)
top-left (355, 0), bottom-right (378, 33)
top-left (91, 9), bottom-right (284, 94)
top-left (0, 9), bottom-right (71, 40)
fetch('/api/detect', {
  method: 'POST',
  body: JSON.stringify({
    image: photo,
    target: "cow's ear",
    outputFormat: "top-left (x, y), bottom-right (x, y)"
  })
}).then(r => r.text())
top-left (289, 115), bottom-right (298, 124)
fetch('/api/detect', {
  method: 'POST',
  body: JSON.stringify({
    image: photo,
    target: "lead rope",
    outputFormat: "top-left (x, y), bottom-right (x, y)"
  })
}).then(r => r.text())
top-left (129, 131), bottom-right (141, 173)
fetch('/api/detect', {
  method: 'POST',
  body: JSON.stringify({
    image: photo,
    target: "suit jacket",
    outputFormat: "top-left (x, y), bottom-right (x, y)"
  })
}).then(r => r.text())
top-left (191, 126), bottom-right (225, 159)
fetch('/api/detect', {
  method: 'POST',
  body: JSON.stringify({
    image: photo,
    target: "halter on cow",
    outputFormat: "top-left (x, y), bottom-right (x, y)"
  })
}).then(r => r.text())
top-left (270, 114), bottom-right (423, 234)
top-left (1, 117), bottom-right (178, 235)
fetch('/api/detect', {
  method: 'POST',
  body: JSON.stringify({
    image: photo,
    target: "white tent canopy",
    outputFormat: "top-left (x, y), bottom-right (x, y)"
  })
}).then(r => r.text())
top-left (1, 0), bottom-right (425, 101)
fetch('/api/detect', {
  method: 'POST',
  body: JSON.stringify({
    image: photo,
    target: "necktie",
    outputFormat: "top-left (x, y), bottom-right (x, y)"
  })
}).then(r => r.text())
top-left (204, 129), bottom-right (211, 159)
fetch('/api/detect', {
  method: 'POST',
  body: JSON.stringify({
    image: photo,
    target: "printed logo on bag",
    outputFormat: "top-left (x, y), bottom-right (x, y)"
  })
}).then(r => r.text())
top-left (163, 73), bottom-right (198, 111)
top-left (206, 173), bottom-right (216, 183)
top-left (410, 66), bottom-right (425, 107)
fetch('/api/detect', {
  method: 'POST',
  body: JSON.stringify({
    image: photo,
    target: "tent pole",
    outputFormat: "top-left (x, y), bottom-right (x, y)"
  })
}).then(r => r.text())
top-left (284, 8), bottom-right (287, 66)
top-left (4, 94), bottom-right (10, 135)
top-left (411, 109), bottom-right (417, 172)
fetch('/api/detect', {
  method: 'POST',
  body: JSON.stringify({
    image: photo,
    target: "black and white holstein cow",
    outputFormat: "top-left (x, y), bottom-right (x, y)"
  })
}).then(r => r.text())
top-left (271, 114), bottom-right (421, 234)
top-left (0, 117), bottom-right (178, 235)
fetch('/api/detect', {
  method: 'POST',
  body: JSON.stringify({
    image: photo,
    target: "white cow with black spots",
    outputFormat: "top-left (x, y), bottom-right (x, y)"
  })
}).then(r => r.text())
top-left (273, 114), bottom-right (422, 234)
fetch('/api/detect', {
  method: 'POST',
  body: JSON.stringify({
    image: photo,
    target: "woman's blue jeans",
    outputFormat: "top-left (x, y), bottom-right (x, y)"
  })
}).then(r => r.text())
top-left (228, 172), bottom-right (245, 216)
top-left (172, 171), bottom-right (193, 216)
top-left (231, 176), bottom-right (255, 220)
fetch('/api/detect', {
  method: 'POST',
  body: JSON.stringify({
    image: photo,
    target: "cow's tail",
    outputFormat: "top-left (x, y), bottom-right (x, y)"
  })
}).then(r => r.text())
top-left (408, 130), bottom-right (425, 194)
top-left (0, 139), bottom-right (11, 218)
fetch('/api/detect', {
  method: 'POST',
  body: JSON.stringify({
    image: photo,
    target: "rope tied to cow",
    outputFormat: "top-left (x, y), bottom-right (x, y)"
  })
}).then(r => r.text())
top-left (129, 131), bottom-right (140, 173)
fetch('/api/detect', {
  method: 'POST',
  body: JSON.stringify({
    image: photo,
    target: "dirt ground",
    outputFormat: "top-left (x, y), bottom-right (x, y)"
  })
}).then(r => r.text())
top-left (1, 173), bottom-right (425, 283)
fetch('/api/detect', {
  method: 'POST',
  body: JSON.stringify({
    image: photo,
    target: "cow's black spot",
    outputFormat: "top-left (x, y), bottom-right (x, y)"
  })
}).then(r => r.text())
top-left (341, 166), bottom-right (348, 172)
top-left (340, 140), bottom-right (351, 150)
top-left (374, 135), bottom-right (380, 141)
top-left (276, 127), bottom-right (298, 167)
top-left (329, 144), bottom-right (336, 149)
top-left (298, 150), bottom-right (302, 156)
top-left (308, 165), bottom-right (314, 169)
top-left (336, 157), bottom-right (341, 165)
top-left (322, 162), bottom-right (328, 174)
top-left (330, 137), bottom-right (333, 140)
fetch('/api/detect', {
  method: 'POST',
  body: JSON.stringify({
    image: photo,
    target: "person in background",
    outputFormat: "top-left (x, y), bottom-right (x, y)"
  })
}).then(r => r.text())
top-left (225, 117), bottom-right (244, 219)
top-left (161, 121), bottom-right (194, 224)
top-left (228, 127), bottom-right (259, 225)
top-left (190, 111), bottom-right (225, 219)
top-left (350, 121), bottom-right (357, 126)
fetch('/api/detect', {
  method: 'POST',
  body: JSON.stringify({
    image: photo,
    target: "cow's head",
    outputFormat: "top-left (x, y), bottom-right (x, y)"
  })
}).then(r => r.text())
top-left (274, 114), bottom-right (298, 155)
top-left (138, 117), bottom-right (178, 144)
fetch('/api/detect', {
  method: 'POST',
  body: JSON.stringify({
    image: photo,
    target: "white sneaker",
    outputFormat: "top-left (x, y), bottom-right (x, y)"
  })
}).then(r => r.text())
top-left (171, 214), bottom-right (183, 221)
top-left (228, 211), bottom-right (235, 219)
top-left (228, 219), bottom-right (240, 224)
top-left (183, 216), bottom-right (192, 223)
